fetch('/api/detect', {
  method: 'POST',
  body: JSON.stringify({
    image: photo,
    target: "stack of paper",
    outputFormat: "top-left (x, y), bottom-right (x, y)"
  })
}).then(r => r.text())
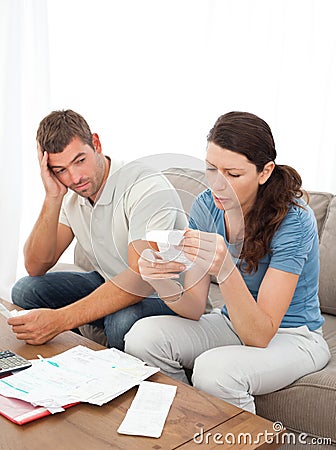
top-left (0, 346), bottom-right (159, 414)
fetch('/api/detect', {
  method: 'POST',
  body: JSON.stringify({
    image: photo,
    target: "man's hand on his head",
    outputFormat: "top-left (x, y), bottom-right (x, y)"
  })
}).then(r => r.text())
top-left (37, 143), bottom-right (68, 199)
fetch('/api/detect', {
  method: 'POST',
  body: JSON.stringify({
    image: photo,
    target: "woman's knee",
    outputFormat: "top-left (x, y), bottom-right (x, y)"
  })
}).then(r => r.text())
top-left (124, 316), bottom-right (167, 360)
top-left (192, 348), bottom-right (240, 398)
top-left (192, 347), bottom-right (256, 412)
top-left (192, 350), bottom-right (220, 395)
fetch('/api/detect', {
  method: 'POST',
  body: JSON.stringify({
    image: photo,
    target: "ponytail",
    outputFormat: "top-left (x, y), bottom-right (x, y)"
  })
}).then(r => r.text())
top-left (240, 164), bottom-right (305, 273)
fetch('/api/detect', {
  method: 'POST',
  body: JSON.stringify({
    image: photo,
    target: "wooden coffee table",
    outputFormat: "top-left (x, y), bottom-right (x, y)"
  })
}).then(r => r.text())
top-left (0, 299), bottom-right (283, 449)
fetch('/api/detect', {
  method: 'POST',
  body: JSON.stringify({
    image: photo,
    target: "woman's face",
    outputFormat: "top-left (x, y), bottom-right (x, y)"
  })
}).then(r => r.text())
top-left (205, 142), bottom-right (273, 215)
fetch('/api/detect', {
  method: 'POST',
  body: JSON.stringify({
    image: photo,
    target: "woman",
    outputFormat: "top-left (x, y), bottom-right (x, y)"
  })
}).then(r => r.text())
top-left (125, 111), bottom-right (330, 413)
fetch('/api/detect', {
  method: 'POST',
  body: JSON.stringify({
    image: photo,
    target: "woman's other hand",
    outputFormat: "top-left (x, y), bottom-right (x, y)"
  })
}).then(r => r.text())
top-left (179, 229), bottom-right (234, 283)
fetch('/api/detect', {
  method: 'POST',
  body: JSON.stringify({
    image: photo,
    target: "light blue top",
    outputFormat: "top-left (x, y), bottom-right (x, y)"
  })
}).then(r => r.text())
top-left (189, 189), bottom-right (324, 331)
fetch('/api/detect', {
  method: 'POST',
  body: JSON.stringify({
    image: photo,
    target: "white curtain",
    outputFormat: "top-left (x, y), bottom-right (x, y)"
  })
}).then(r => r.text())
top-left (0, 0), bottom-right (50, 299)
top-left (1, 0), bottom-right (335, 299)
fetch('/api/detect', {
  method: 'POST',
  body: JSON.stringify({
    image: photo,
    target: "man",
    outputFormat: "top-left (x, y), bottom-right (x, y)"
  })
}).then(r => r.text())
top-left (9, 109), bottom-right (186, 350)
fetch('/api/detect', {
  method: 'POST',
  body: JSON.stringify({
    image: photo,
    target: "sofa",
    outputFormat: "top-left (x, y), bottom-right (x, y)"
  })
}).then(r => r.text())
top-left (70, 167), bottom-right (336, 447)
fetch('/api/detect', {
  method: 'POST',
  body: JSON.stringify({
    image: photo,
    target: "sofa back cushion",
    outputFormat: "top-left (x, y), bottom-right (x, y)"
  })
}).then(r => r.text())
top-left (306, 191), bottom-right (334, 237)
top-left (163, 168), bottom-right (208, 215)
top-left (313, 195), bottom-right (336, 315)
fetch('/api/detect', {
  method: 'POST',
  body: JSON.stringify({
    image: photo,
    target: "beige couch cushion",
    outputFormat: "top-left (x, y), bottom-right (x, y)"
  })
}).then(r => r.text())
top-left (163, 168), bottom-right (208, 215)
top-left (255, 313), bottom-right (336, 443)
top-left (307, 191), bottom-right (334, 237)
top-left (318, 196), bottom-right (336, 315)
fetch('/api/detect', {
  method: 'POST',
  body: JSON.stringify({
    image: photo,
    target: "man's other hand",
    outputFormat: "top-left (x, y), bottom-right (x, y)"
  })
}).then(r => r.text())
top-left (7, 308), bottom-right (66, 345)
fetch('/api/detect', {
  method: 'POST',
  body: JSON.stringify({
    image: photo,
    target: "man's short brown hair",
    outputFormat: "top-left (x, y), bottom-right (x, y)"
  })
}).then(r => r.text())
top-left (36, 109), bottom-right (94, 153)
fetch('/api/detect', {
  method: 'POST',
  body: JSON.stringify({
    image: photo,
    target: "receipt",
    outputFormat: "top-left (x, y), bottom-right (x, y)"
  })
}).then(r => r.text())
top-left (117, 381), bottom-right (177, 438)
top-left (146, 229), bottom-right (193, 269)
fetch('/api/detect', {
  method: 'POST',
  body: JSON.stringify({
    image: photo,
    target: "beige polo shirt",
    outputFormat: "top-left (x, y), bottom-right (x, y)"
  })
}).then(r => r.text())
top-left (59, 159), bottom-right (187, 280)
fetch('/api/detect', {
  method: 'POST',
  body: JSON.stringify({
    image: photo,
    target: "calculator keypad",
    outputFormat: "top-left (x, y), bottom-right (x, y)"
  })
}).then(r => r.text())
top-left (0, 350), bottom-right (32, 374)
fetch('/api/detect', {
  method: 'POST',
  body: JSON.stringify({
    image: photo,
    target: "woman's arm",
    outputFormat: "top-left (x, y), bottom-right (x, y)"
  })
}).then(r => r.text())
top-left (219, 267), bottom-right (299, 347)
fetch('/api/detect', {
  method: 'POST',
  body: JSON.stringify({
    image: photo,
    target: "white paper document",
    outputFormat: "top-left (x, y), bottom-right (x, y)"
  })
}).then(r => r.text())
top-left (118, 381), bottom-right (177, 438)
top-left (0, 303), bottom-right (29, 318)
top-left (0, 346), bottom-right (159, 413)
top-left (146, 229), bottom-right (193, 269)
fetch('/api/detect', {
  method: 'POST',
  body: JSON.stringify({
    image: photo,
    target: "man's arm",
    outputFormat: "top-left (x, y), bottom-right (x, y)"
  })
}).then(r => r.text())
top-left (24, 148), bottom-right (73, 276)
top-left (8, 239), bottom-right (156, 344)
top-left (24, 209), bottom-right (74, 276)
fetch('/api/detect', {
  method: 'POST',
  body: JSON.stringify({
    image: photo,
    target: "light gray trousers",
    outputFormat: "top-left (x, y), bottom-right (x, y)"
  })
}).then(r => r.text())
top-left (124, 309), bottom-right (330, 413)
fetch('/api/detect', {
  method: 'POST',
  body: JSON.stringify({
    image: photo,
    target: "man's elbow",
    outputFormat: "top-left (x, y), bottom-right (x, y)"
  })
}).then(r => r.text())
top-left (25, 266), bottom-right (47, 277)
top-left (24, 260), bottom-right (50, 277)
top-left (24, 247), bottom-right (56, 277)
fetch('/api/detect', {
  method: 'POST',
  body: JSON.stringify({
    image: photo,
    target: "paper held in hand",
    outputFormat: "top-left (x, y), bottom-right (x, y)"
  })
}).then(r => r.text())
top-left (146, 229), bottom-right (193, 269)
top-left (0, 303), bottom-right (29, 319)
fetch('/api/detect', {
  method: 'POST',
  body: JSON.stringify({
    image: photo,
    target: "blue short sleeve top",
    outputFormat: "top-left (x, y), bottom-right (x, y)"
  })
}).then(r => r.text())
top-left (189, 189), bottom-right (324, 331)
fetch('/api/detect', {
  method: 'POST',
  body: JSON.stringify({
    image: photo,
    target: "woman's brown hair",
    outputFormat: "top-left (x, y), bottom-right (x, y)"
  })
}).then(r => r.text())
top-left (207, 111), bottom-right (304, 273)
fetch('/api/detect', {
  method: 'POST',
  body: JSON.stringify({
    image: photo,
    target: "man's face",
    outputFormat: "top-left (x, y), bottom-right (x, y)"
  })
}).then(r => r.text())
top-left (47, 136), bottom-right (107, 201)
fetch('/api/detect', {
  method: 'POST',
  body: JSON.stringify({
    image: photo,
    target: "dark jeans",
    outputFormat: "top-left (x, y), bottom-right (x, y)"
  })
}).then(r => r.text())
top-left (11, 271), bottom-right (176, 351)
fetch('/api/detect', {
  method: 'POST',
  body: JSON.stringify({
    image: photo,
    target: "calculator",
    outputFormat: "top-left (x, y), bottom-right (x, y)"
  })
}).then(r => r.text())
top-left (0, 350), bottom-right (32, 375)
